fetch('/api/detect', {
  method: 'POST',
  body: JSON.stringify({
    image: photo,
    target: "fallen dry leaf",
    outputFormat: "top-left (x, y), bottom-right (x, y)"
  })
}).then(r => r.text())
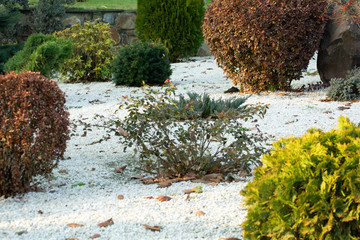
top-left (98, 218), bottom-right (114, 228)
top-left (90, 234), bottom-right (101, 239)
top-left (338, 106), bottom-right (350, 110)
top-left (117, 127), bottom-right (130, 137)
top-left (156, 195), bottom-right (172, 202)
top-left (195, 211), bottom-right (205, 216)
top-left (144, 196), bottom-right (154, 199)
top-left (183, 189), bottom-right (195, 194)
top-left (142, 177), bottom-right (155, 185)
top-left (114, 165), bottom-right (127, 174)
top-left (202, 173), bottom-right (224, 182)
top-left (143, 224), bottom-right (162, 232)
top-left (157, 181), bottom-right (172, 188)
top-left (38, 210), bottom-right (43, 214)
top-left (58, 169), bottom-right (68, 174)
top-left (220, 238), bottom-right (241, 240)
top-left (117, 195), bottom-right (124, 200)
top-left (319, 97), bottom-right (332, 102)
top-left (67, 223), bottom-right (83, 228)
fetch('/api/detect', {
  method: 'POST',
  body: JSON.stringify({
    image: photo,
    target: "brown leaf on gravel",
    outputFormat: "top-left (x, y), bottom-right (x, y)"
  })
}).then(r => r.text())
top-left (142, 177), bottom-right (155, 185)
top-left (143, 224), bottom-right (162, 232)
top-left (117, 195), bottom-right (124, 200)
top-left (220, 238), bottom-right (241, 240)
top-left (67, 223), bottom-right (83, 228)
top-left (90, 234), bottom-right (101, 239)
top-left (157, 181), bottom-right (172, 188)
top-left (144, 196), bottom-right (154, 199)
top-left (202, 173), bottom-right (224, 182)
top-left (65, 238), bottom-right (78, 240)
top-left (117, 127), bottom-right (130, 137)
top-left (183, 189), bottom-right (195, 194)
top-left (319, 97), bottom-right (332, 102)
top-left (38, 210), bottom-right (43, 214)
top-left (114, 165), bottom-right (126, 174)
top-left (98, 218), bottom-right (114, 227)
top-left (195, 211), bottom-right (205, 216)
top-left (338, 106), bottom-right (350, 110)
top-left (58, 169), bottom-right (68, 174)
top-left (156, 195), bottom-right (172, 202)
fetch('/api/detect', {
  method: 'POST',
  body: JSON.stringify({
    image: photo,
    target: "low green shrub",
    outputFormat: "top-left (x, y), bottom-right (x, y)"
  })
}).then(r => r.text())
top-left (242, 116), bottom-right (360, 239)
top-left (115, 83), bottom-right (267, 178)
top-left (55, 20), bottom-right (115, 82)
top-left (327, 68), bottom-right (360, 101)
top-left (0, 72), bottom-right (69, 198)
top-left (4, 33), bottom-right (73, 77)
top-left (112, 42), bottom-right (172, 87)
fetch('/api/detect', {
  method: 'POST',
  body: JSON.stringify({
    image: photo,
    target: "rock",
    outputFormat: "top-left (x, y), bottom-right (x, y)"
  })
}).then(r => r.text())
top-left (103, 13), bottom-right (116, 25)
top-left (115, 12), bottom-right (136, 30)
top-left (197, 42), bottom-right (211, 57)
top-left (317, 6), bottom-right (360, 84)
top-left (62, 16), bottom-right (81, 28)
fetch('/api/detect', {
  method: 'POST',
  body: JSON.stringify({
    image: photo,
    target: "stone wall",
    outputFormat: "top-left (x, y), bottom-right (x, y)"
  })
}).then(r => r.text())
top-left (62, 9), bottom-right (138, 46)
top-left (4, 9), bottom-right (210, 56)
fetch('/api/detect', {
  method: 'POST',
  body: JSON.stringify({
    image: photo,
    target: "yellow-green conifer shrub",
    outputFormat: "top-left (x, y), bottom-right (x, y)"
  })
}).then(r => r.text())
top-left (242, 116), bottom-right (360, 239)
top-left (55, 20), bottom-right (115, 82)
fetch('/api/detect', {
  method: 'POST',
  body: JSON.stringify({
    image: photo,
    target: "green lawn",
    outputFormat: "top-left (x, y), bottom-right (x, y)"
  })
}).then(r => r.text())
top-left (29, 0), bottom-right (137, 10)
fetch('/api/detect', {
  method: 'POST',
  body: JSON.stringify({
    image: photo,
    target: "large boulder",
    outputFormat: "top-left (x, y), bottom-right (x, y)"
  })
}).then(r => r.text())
top-left (317, 8), bottom-right (360, 84)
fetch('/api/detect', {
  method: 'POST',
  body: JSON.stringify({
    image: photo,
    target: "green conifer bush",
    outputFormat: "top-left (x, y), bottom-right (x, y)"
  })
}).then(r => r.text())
top-left (4, 33), bottom-right (73, 78)
top-left (203, 0), bottom-right (328, 93)
top-left (242, 116), bottom-right (360, 239)
top-left (112, 42), bottom-right (172, 87)
top-left (135, 0), bottom-right (205, 62)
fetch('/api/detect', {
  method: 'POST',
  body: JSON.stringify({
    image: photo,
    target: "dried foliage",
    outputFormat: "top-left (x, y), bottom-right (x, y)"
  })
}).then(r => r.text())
top-left (115, 83), bottom-right (267, 178)
top-left (0, 72), bottom-right (69, 197)
top-left (242, 116), bottom-right (360, 239)
top-left (203, 0), bottom-right (328, 93)
top-left (55, 20), bottom-right (115, 83)
top-left (112, 42), bottom-right (172, 87)
top-left (135, 0), bottom-right (205, 62)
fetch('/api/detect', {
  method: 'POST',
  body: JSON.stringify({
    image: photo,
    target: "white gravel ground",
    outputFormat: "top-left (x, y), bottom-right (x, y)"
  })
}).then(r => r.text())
top-left (1, 55), bottom-right (360, 240)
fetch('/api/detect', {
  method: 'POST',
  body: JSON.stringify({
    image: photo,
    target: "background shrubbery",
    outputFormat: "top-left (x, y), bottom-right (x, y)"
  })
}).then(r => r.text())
top-left (135, 0), bottom-right (205, 62)
top-left (0, 72), bottom-right (69, 198)
top-left (4, 33), bottom-right (73, 77)
top-left (112, 41), bottom-right (172, 87)
top-left (55, 20), bottom-right (115, 82)
top-left (203, 0), bottom-right (328, 93)
top-left (242, 116), bottom-right (360, 239)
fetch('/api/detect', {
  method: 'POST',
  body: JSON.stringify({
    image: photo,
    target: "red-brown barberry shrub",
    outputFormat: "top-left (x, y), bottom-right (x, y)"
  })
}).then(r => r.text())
top-left (203, 0), bottom-right (328, 93)
top-left (0, 72), bottom-right (69, 198)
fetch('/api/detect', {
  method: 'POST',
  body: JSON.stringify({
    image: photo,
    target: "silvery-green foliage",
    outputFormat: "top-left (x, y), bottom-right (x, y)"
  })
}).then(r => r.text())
top-left (115, 83), bottom-right (267, 178)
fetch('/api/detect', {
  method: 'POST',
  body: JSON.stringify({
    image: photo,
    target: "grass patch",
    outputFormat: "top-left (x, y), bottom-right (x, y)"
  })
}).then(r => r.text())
top-left (29, 0), bottom-right (137, 10)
